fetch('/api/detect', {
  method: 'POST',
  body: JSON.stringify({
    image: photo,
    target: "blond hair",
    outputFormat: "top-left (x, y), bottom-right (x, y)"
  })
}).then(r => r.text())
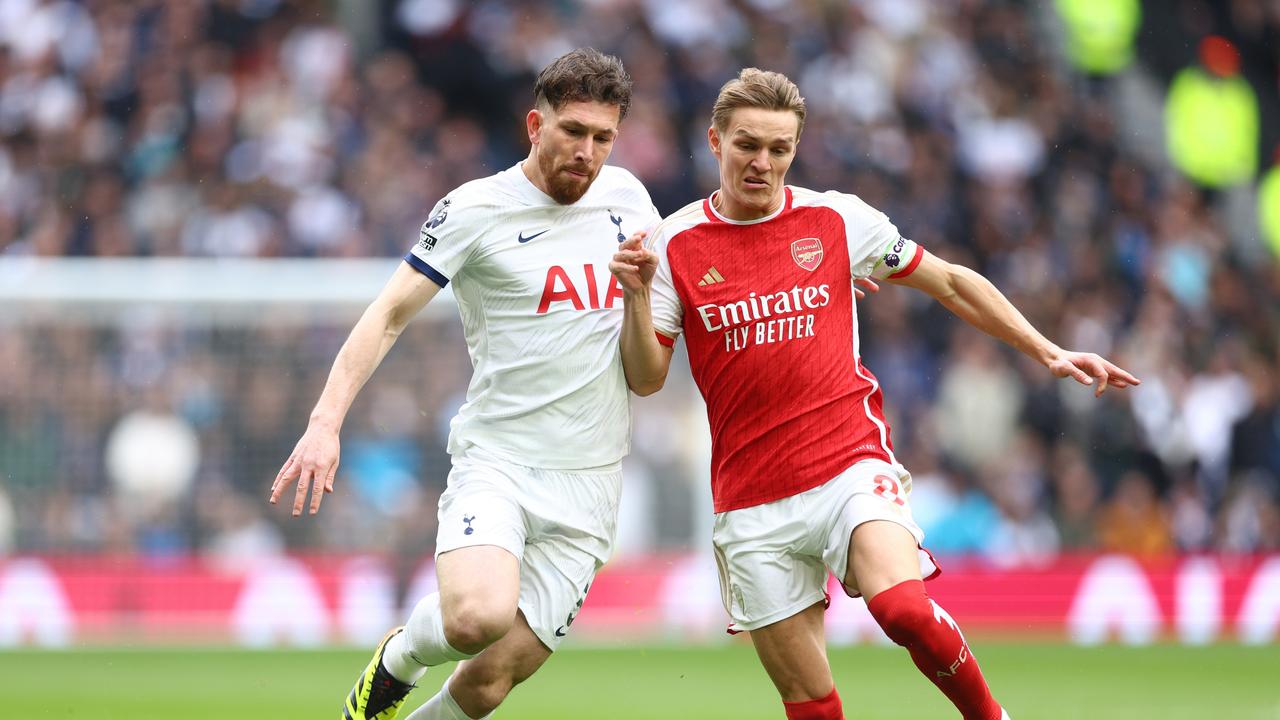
top-left (711, 68), bottom-right (807, 138)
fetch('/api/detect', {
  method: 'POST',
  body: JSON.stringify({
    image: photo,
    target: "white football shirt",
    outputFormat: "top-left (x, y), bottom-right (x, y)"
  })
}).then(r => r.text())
top-left (405, 163), bottom-right (660, 469)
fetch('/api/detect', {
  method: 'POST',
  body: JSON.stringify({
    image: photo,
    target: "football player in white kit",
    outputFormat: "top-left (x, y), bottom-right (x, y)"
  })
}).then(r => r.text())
top-left (269, 48), bottom-right (660, 720)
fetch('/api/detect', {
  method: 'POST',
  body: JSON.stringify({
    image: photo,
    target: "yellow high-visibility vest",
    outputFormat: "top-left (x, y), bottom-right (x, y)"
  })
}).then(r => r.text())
top-left (1056, 0), bottom-right (1141, 75)
top-left (1165, 67), bottom-right (1259, 188)
top-left (1260, 165), bottom-right (1280, 257)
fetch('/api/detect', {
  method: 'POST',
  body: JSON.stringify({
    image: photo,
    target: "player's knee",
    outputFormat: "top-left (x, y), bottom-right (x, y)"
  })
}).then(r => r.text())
top-left (867, 583), bottom-right (933, 646)
top-left (443, 601), bottom-right (513, 654)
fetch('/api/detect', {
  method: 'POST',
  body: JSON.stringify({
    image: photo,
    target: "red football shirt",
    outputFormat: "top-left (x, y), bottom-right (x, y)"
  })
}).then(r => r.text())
top-left (649, 186), bottom-right (924, 512)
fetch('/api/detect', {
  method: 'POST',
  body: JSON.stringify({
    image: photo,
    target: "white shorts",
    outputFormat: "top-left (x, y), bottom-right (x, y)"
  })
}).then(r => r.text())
top-left (712, 458), bottom-right (939, 633)
top-left (435, 446), bottom-right (621, 651)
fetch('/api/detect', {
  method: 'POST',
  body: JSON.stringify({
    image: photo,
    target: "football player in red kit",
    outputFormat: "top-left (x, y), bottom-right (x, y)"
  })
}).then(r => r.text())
top-left (609, 68), bottom-right (1140, 720)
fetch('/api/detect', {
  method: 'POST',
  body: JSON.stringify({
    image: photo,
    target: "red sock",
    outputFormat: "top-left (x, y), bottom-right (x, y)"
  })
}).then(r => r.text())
top-left (783, 687), bottom-right (842, 720)
top-left (867, 580), bottom-right (1001, 720)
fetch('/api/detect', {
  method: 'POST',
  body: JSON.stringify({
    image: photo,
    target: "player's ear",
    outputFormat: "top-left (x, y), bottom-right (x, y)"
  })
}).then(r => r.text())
top-left (527, 108), bottom-right (544, 145)
top-left (708, 125), bottom-right (722, 159)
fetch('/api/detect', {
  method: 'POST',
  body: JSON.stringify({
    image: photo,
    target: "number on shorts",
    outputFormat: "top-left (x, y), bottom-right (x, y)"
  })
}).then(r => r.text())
top-left (873, 474), bottom-right (906, 506)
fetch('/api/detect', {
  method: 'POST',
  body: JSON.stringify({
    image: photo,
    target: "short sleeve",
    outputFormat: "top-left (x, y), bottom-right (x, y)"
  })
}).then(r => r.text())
top-left (831, 192), bottom-right (924, 280)
top-left (403, 196), bottom-right (480, 287)
top-left (647, 231), bottom-right (683, 344)
top-left (642, 207), bottom-right (661, 234)
top-left (628, 181), bottom-right (663, 237)
top-left (609, 166), bottom-right (662, 238)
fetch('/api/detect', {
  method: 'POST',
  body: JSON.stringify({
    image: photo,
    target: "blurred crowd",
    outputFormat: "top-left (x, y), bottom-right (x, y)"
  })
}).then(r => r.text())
top-left (1, 0), bottom-right (1279, 564)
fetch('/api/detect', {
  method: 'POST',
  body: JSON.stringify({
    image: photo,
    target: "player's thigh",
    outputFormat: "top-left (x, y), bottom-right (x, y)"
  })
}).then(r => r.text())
top-left (819, 461), bottom-right (933, 599)
top-left (515, 536), bottom-right (600, 652)
top-left (515, 463), bottom-right (621, 651)
top-left (435, 455), bottom-right (529, 623)
top-left (844, 520), bottom-right (923, 601)
top-left (713, 501), bottom-right (827, 634)
top-left (747, 601), bottom-right (834, 702)
top-left (436, 545), bottom-right (522, 622)
top-left (448, 610), bottom-right (551, 717)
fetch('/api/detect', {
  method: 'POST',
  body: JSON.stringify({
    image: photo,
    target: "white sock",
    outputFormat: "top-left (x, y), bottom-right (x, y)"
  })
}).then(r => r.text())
top-left (405, 682), bottom-right (493, 720)
top-left (383, 593), bottom-right (475, 684)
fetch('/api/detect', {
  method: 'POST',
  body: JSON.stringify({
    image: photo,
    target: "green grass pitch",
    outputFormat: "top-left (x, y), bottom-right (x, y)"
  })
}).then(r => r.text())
top-left (0, 642), bottom-right (1276, 719)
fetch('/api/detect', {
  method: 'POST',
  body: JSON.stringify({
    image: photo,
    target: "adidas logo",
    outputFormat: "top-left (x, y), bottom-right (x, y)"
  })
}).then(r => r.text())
top-left (698, 267), bottom-right (725, 286)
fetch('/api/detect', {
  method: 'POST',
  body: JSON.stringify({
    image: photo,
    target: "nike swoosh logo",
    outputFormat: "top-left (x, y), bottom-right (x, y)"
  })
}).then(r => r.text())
top-left (554, 626), bottom-right (567, 637)
top-left (518, 229), bottom-right (550, 244)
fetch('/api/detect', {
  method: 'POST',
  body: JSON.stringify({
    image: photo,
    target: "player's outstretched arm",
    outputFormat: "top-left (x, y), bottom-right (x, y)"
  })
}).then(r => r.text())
top-left (270, 263), bottom-right (442, 516)
top-left (889, 251), bottom-right (1140, 396)
top-left (610, 232), bottom-right (674, 396)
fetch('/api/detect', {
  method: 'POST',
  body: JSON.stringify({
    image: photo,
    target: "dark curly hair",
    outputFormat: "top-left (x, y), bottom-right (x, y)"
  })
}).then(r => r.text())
top-left (533, 48), bottom-right (633, 120)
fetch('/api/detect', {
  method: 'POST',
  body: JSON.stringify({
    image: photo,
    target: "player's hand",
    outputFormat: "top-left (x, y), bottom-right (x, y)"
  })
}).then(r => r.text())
top-left (270, 421), bottom-right (340, 516)
top-left (609, 231), bottom-right (656, 293)
top-left (854, 278), bottom-right (879, 300)
top-left (1047, 350), bottom-right (1141, 397)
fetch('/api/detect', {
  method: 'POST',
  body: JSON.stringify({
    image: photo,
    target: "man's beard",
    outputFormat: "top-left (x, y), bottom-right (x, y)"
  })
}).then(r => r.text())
top-left (538, 150), bottom-right (594, 205)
